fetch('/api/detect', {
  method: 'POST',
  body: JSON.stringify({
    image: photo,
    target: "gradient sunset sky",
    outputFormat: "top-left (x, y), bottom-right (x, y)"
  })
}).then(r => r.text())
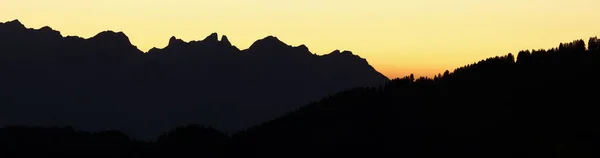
top-left (2, 0), bottom-right (599, 78)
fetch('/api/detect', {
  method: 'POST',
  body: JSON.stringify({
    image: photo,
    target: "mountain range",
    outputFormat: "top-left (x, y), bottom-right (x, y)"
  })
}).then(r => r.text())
top-left (1, 19), bottom-right (599, 158)
top-left (0, 19), bottom-right (389, 139)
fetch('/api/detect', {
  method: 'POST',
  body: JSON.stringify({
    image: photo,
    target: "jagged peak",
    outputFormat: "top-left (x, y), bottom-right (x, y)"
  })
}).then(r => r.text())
top-left (327, 50), bottom-right (354, 55)
top-left (92, 30), bottom-right (127, 39)
top-left (169, 36), bottom-right (178, 42)
top-left (261, 36), bottom-right (284, 44)
top-left (323, 49), bottom-right (362, 59)
top-left (249, 35), bottom-right (289, 50)
top-left (297, 44), bottom-right (308, 49)
top-left (295, 44), bottom-right (310, 52)
top-left (203, 32), bottom-right (219, 42)
top-left (221, 35), bottom-right (231, 46)
top-left (330, 50), bottom-right (342, 54)
top-left (39, 26), bottom-right (53, 31)
top-left (7, 19), bottom-right (22, 23)
top-left (168, 36), bottom-right (185, 46)
top-left (96, 30), bottom-right (124, 35)
top-left (90, 30), bottom-right (133, 46)
top-left (36, 26), bottom-right (63, 38)
top-left (2, 19), bottom-right (25, 28)
top-left (341, 50), bottom-right (354, 55)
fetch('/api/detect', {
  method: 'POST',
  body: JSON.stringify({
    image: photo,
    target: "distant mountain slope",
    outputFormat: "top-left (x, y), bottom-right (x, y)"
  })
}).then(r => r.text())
top-left (0, 19), bottom-right (389, 139)
top-left (229, 37), bottom-right (600, 158)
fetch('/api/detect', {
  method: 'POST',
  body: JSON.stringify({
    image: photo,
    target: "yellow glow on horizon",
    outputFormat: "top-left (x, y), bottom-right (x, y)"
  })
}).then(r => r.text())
top-left (2, 0), bottom-right (599, 79)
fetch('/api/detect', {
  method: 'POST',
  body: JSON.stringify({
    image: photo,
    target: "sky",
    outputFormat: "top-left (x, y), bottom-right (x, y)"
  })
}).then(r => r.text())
top-left (1, 0), bottom-right (599, 78)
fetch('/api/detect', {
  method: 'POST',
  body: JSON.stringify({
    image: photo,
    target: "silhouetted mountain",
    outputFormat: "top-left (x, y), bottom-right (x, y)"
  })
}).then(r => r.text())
top-left (2, 27), bottom-right (599, 157)
top-left (228, 38), bottom-right (600, 158)
top-left (0, 20), bottom-right (389, 139)
top-left (3, 36), bottom-right (599, 158)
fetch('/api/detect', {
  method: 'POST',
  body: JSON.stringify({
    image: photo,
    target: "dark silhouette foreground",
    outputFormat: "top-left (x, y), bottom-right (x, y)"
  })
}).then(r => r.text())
top-left (0, 20), bottom-right (388, 139)
top-left (1, 19), bottom-right (600, 158)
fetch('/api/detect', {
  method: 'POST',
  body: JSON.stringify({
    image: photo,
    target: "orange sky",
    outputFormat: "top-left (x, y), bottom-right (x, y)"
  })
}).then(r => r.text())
top-left (2, 0), bottom-right (600, 78)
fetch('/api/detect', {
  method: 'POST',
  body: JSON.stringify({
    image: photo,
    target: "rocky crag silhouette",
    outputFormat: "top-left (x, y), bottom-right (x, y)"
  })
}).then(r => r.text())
top-left (0, 20), bottom-right (389, 139)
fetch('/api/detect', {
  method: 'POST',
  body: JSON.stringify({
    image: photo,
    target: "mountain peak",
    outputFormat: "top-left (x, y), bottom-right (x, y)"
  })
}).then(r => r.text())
top-left (92, 30), bottom-right (127, 39)
top-left (262, 36), bottom-right (283, 43)
top-left (248, 35), bottom-right (288, 50)
top-left (295, 44), bottom-right (310, 53)
top-left (90, 30), bottom-right (133, 46)
top-left (325, 50), bottom-right (360, 59)
top-left (168, 36), bottom-right (185, 46)
top-left (37, 26), bottom-right (62, 38)
top-left (341, 50), bottom-right (354, 55)
top-left (203, 32), bottom-right (219, 42)
top-left (149, 47), bottom-right (161, 52)
top-left (221, 35), bottom-right (231, 46)
top-left (0, 21), bottom-right (392, 140)
top-left (2, 19), bottom-right (25, 28)
top-left (39, 26), bottom-right (53, 31)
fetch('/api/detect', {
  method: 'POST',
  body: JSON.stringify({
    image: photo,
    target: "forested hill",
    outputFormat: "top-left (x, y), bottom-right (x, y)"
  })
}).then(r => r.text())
top-left (231, 37), bottom-right (600, 158)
